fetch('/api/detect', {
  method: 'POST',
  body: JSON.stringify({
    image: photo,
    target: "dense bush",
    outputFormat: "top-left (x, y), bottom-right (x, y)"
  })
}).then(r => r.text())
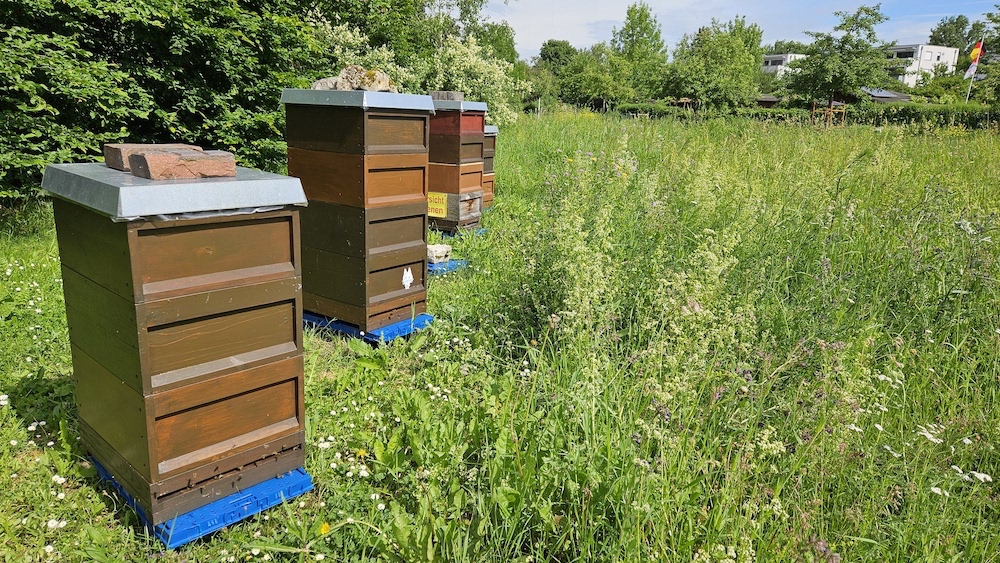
top-left (848, 102), bottom-right (999, 129)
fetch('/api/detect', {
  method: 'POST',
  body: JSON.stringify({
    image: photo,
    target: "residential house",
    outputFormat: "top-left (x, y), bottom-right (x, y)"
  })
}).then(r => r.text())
top-left (886, 44), bottom-right (959, 87)
top-left (762, 53), bottom-right (807, 77)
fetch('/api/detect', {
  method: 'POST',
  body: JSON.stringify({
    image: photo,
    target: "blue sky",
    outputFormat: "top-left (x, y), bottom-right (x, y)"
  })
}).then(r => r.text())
top-left (482, 0), bottom-right (998, 60)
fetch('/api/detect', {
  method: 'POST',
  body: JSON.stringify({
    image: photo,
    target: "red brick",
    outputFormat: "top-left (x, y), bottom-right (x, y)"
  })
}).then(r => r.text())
top-left (103, 143), bottom-right (202, 171)
top-left (128, 149), bottom-right (237, 180)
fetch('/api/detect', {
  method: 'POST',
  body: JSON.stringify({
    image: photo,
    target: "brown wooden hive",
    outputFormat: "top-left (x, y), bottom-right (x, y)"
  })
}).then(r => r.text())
top-left (282, 90), bottom-right (435, 331)
top-left (42, 164), bottom-right (309, 525)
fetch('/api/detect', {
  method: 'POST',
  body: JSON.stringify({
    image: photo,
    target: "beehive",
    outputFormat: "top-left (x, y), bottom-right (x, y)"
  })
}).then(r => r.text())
top-left (428, 190), bottom-right (483, 233)
top-left (282, 89), bottom-right (434, 331)
top-left (428, 100), bottom-right (487, 197)
top-left (42, 164), bottom-right (308, 524)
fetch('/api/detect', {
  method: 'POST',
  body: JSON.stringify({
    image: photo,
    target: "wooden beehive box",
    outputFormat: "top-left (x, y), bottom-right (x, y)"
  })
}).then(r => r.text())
top-left (42, 164), bottom-right (308, 525)
top-left (483, 125), bottom-right (497, 174)
top-left (299, 201), bottom-right (427, 330)
top-left (428, 100), bottom-right (487, 166)
top-left (283, 90), bottom-right (434, 208)
top-left (428, 190), bottom-right (482, 233)
top-left (282, 90), bottom-right (435, 331)
top-left (429, 162), bottom-right (483, 195)
top-left (482, 173), bottom-right (495, 209)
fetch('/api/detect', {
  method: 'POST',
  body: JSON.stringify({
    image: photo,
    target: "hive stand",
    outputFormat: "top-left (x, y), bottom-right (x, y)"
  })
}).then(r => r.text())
top-left (41, 164), bottom-right (312, 545)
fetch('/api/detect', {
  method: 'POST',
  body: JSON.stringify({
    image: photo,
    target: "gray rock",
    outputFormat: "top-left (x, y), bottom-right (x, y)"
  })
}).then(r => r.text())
top-left (430, 90), bottom-right (464, 101)
top-left (427, 244), bottom-right (452, 264)
top-left (310, 65), bottom-right (398, 93)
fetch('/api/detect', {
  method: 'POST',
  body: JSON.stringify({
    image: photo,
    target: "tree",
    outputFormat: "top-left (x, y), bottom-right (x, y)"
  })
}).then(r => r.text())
top-left (928, 15), bottom-right (988, 54)
top-left (611, 2), bottom-right (668, 99)
top-left (538, 39), bottom-right (577, 76)
top-left (667, 17), bottom-right (763, 110)
top-left (470, 21), bottom-right (518, 63)
top-left (558, 44), bottom-right (635, 109)
top-left (765, 39), bottom-right (811, 54)
top-left (785, 5), bottom-right (899, 108)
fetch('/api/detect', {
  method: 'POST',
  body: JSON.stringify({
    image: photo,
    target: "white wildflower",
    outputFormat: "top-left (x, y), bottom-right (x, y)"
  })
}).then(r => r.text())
top-left (377, 503), bottom-right (386, 511)
top-left (971, 471), bottom-right (993, 483)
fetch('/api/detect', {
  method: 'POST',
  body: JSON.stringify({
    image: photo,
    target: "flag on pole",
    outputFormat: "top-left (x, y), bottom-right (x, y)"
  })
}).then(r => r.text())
top-left (965, 41), bottom-right (984, 79)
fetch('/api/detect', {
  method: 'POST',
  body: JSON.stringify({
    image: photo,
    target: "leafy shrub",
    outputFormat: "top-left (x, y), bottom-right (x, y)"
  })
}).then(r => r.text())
top-left (848, 102), bottom-right (999, 129)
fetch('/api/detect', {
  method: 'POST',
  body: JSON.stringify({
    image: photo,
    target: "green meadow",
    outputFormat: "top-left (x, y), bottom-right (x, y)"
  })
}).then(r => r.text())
top-left (2, 113), bottom-right (1000, 561)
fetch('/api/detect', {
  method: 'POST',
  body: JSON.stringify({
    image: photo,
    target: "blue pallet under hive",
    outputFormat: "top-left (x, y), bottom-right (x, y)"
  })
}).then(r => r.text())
top-left (428, 259), bottom-right (467, 275)
top-left (92, 458), bottom-right (313, 549)
top-left (441, 227), bottom-right (487, 238)
top-left (303, 312), bottom-right (434, 344)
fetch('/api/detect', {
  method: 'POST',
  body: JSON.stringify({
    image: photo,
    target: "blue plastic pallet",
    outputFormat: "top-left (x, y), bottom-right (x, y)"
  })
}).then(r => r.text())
top-left (428, 259), bottom-right (467, 275)
top-left (92, 458), bottom-right (313, 549)
top-left (441, 228), bottom-right (488, 238)
top-left (303, 311), bottom-right (434, 344)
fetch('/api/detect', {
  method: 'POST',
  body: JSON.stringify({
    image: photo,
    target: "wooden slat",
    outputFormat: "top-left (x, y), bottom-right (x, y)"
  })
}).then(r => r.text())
top-left (304, 292), bottom-right (427, 332)
top-left (134, 216), bottom-right (294, 296)
top-left (460, 113), bottom-right (485, 134)
top-left (285, 105), bottom-right (365, 153)
top-left (154, 379), bottom-right (299, 476)
top-left (145, 301), bottom-right (296, 377)
top-left (366, 112), bottom-right (428, 153)
top-left (52, 199), bottom-right (135, 300)
top-left (73, 346), bottom-right (152, 480)
top-left (151, 355), bottom-right (302, 418)
top-left (140, 277), bottom-right (301, 327)
top-left (301, 246), bottom-right (365, 305)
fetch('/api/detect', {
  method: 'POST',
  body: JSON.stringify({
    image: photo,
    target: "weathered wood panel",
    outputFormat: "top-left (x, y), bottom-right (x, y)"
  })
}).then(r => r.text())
top-left (285, 105), bottom-right (366, 153)
top-left (299, 201), bottom-right (427, 259)
top-left (461, 113), bottom-right (485, 134)
top-left (144, 301), bottom-right (296, 381)
top-left (304, 292), bottom-right (427, 331)
top-left (483, 156), bottom-right (494, 174)
top-left (483, 135), bottom-right (496, 157)
top-left (285, 105), bottom-right (429, 154)
top-left (134, 216), bottom-right (295, 299)
top-left (73, 346), bottom-right (151, 479)
top-left (288, 149), bottom-right (428, 208)
top-left (154, 379), bottom-right (299, 476)
top-left (429, 162), bottom-right (483, 195)
top-left (52, 199), bottom-right (134, 300)
top-left (429, 133), bottom-right (484, 164)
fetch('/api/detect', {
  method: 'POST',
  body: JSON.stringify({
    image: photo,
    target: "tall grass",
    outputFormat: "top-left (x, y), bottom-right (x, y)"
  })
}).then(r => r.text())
top-left (1, 114), bottom-right (999, 561)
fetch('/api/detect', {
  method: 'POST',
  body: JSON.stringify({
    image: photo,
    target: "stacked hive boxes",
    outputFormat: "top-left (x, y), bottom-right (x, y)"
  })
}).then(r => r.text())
top-left (41, 164), bottom-right (309, 525)
top-left (482, 125), bottom-right (497, 209)
top-left (282, 90), bottom-right (435, 331)
top-left (427, 99), bottom-right (488, 231)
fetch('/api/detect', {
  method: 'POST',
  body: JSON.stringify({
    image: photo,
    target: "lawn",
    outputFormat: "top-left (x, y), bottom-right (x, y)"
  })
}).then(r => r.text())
top-left (2, 113), bottom-right (1000, 561)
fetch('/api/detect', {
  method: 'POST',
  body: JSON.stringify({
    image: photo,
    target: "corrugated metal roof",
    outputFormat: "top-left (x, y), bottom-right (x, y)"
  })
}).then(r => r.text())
top-left (42, 163), bottom-right (306, 221)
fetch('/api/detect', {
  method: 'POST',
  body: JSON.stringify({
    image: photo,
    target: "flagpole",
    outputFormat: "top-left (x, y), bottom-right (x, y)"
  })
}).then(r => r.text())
top-left (966, 37), bottom-right (984, 104)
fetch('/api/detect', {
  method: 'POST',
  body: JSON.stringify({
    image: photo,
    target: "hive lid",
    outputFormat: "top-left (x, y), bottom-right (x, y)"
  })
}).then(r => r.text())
top-left (484, 125), bottom-right (499, 136)
top-left (280, 89), bottom-right (435, 112)
top-left (42, 163), bottom-right (307, 221)
top-left (432, 100), bottom-right (488, 113)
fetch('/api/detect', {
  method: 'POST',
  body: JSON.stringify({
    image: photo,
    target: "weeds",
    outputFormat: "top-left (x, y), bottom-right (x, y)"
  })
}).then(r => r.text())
top-left (1, 114), bottom-right (999, 560)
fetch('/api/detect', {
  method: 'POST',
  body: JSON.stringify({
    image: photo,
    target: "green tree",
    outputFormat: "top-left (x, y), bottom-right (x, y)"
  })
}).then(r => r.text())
top-left (785, 5), bottom-right (899, 108)
top-left (668, 17), bottom-right (763, 110)
top-left (559, 44), bottom-right (635, 109)
top-left (611, 2), bottom-right (668, 99)
top-left (418, 35), bottom-right (529, 125)
top-left (469, 21), bottom-right (519, 63)
top-left (0, 0), bottom-right (331, 202)
top-left (765, 39), bottom-right (811, 54)
top-left (538, 39), bottom-right (577, 76)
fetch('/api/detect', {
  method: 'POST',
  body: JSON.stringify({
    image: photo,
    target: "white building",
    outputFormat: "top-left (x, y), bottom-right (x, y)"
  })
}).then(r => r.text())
top-left (762, 53), bottom-right (807, 77)
top-left (887, 44), bottom-right (959, 87)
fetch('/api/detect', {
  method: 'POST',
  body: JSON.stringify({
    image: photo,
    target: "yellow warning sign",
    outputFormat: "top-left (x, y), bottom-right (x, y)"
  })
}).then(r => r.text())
top-left (427, 192), bottom-right (448, 218)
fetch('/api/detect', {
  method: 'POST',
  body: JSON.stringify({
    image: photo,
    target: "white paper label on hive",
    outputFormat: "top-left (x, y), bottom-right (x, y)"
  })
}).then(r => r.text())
top-left (402, 267), bottom-right (414, 290)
